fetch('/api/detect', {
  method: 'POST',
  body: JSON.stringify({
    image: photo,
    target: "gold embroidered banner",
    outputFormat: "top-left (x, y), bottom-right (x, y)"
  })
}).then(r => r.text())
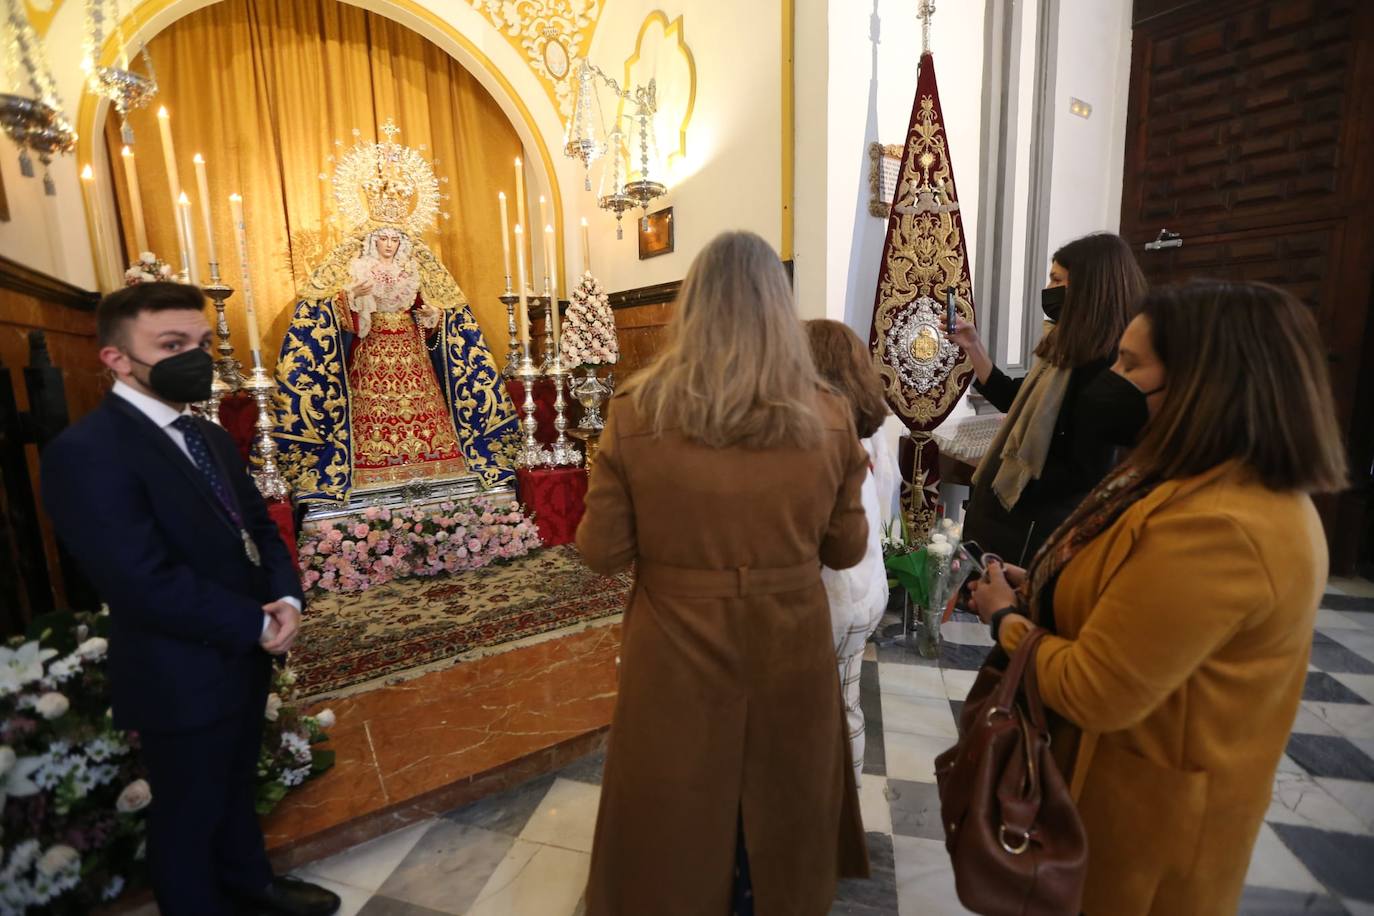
top-left (868, 52), bottom-right (977, 541)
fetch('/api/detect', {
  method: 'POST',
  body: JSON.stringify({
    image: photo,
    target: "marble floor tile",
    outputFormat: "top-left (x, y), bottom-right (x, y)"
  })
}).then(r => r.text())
top-left (831, 832), bottom-right (899, 915)
top-left (517, 777), bottom-right (601, 853)
top-left (1315, 777), bottom-right (1374, 833)
top-left (1324, 629), bottom-right (1374, 666)
top-left (1304, 702), bottom-right (1374, 740)
top-left (886, 778), bottom-right (946, 841)
top-left (466, 839), bottom-right (590, 916)
top-left (1243, 823), bottom-right (1324, 893)
top-left (863, 642), bottom-right (878, 662)
top-left (295, 819), bottom-right (436, 893)
top-left (1317, 609), bottom-right (1368, 629)
top-left (941, 668), bottom-right (978, 701)
top-left (1236, 886), bottom-right (1349, 915)
top-left (1290, 704), bottom-right (1341, 737)
top-left (857, 774), bottom-right (892, 835)
top-left (1266, 771), bottom-right (1368, 835)
top-left (880, 692), bottom-right (959, 739)
top-left (892, 835), bottom-right (974, 916)
top-left (290, 875), bottom-right (377, 916)
top-left (1271, 823), bottom-right (1374, 902)
top-left (1305, 672), bottom-right (1371, 705)
top-left (937, 621), bottom-right (994, 648)
top-left (1286, 733), bottom-right (1374, 781)
top-left (1326, 579), bottom-right (1374, 600)
top-left (936, 642), bottom-right (991, 672)
top-left (557, 750), bottom-right (606, 787)
top-left (445, 774), bottom-right (556, 836)
top-left (861, 660), bottom-right (887, 777)
top-left (358, 896), bottom-right (452, 915)
top-left (883, 731), bottom-right (956, 784)
top-left (1310, 633), bottom-right (1374, 675)
top-left (878, 662), bottom-right (947, 699)
top-left (876, 642), bottom-right (942, 667)
top-left (374, 821), bottom-right (515, 914)
top-left (1334, 674), bottom-right (1374, 705)
top-left (1277, 753), bottom-right (1307, 774)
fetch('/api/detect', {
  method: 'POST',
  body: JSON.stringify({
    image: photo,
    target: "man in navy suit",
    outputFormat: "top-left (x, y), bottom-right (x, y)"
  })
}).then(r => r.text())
top-left (42, 283), bottom-right (338, 916)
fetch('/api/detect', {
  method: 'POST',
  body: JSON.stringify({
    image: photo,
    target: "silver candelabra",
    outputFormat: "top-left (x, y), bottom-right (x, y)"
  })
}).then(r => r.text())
top-left (515, 341), bottom-right (552, 468)
top-left (243, 354), bottom-right (289, 501)
top-left (500, 278), bottom-right (519, 378)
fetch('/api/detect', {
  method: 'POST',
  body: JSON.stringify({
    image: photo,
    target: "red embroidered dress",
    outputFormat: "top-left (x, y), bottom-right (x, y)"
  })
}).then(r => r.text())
top-left (341, 251), bottom-right (465, 486)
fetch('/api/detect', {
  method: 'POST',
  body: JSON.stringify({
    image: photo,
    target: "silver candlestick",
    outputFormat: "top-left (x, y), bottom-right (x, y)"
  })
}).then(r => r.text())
top-left (500, 279), bottom-right (519, 378)
top-left (515, 343), bottom-right (552, 468)
top-left (243, 355), bottom-right (289, 501)
top-left (540, 293), bottom-right (557, 372)
top-left (202, 262), bottom-right (243, 425)
top-left (546, 353), bottom-right (582, 467)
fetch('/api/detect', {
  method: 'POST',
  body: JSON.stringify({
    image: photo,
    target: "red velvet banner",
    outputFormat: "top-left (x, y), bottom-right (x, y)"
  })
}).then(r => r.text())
top-left (516, 466), bottom-right (588, 547)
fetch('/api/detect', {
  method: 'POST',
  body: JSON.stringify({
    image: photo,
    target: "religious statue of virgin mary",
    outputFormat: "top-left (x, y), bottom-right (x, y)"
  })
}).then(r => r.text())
top-left (274, 122), bottom-right (518, 503)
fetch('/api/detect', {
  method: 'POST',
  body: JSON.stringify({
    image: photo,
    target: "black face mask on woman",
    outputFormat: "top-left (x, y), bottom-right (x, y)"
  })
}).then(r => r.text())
top-left (128, 348), bottom-right (215, 404)
top-left (1081, 370), bottom-right (1167, 446)
top-left (1041, 285), bottom-right (1067, 322)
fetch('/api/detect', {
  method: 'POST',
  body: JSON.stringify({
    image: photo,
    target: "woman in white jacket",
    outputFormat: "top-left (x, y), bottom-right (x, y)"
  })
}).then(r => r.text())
top-left (807, 320), bottom-right (899, 787)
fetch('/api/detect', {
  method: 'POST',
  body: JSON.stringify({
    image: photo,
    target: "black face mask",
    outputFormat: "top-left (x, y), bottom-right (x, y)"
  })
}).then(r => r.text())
top-left (1041, 285), bottom-right (1067, 322)
top-left (1083, 370), bottom-right (1166, 447)
top-left (128, 348), bottom-right (215, 404)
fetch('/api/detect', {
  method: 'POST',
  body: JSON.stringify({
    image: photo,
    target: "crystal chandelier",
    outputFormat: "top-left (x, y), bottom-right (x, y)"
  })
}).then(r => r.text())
top-left (83, 0), bottom-right (158, 145)
top-left (1, 0), bottom-right (76, 195)
top-left (563, 58), bottom-right (668, 238)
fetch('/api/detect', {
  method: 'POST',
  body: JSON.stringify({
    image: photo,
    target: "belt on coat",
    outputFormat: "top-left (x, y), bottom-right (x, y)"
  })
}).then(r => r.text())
top-left (636, 560), bottom-right (821, 598)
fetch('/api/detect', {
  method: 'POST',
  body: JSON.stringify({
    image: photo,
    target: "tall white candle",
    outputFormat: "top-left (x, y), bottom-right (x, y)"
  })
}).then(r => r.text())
top-left (80, 165), bottom-right (109, 289)
top-left (498, 191), bottom-right (511, 285)
top-left (178, 192), bottom-right (200, 286)
top-left (157, 108), bottom-right (186, 271)
top-left (535, 195), bottom-right (547, 281)
top-left (120, 146), bottom-right (148, 253)
top-left (544, 224), bottom-right (560, 349)
top-left (514, 157), bottom-right (528, 269)
top-left (228, 193), bottom-right (263, 360)
top-left (192, 153), bottom-right (218, 271)
top-left (514, 224), bottom-right (529, 346)
top-left (580, 217), bottom-right (591, 276)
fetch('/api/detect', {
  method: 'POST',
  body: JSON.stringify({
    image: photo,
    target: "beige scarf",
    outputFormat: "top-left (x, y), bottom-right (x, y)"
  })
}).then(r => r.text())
top-left (972, 359), bottom-right (1072, 511)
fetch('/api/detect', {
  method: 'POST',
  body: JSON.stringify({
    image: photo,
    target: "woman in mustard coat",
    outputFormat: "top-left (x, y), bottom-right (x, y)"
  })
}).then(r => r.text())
top-left (577, 231), bottom-right (871, 916)
top-left (970, 280), bottom-right (1348, 916)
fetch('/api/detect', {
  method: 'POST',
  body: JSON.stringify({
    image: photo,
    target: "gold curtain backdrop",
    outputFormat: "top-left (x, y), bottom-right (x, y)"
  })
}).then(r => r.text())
top-left (103, 0), bottom-right (523, 366)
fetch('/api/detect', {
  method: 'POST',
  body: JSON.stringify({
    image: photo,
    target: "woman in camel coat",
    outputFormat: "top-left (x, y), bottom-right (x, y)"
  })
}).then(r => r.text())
top-left (577, 231), bottom-right (871, 916)
top-left (970, 281), bottom-right (1348, 916)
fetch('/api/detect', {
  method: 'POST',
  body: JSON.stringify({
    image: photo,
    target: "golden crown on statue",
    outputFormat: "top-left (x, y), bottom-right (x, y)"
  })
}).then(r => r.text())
top-left (330, 119), bottom-right (447, 237)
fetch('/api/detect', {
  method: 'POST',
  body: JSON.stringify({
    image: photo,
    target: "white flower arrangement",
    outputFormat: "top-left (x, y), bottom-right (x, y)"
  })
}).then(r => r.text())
top-left (559, 272), bottom-right (620, 369)
top-left (123, 252), bottom-right (175, 286)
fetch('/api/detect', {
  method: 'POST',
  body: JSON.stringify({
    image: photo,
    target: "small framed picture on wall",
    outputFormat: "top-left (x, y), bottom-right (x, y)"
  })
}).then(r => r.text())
top-left (868, 142), bottom-right (904, 218)
top-left (638, 207), bottom-right (674, 260)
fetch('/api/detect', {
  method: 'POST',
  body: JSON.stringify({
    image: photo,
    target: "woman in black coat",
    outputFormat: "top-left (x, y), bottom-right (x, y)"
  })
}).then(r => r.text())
top-left (950, 232), bottom-right (1148, 564)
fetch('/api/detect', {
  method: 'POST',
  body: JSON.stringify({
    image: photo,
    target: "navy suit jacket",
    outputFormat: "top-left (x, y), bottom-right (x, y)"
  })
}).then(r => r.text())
top-left (41, 394), bottom-right (303, 733)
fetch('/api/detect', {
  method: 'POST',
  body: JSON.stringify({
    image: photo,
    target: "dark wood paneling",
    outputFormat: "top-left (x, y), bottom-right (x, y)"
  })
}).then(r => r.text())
top-left (1123, 0), bottom-right (1374, 572)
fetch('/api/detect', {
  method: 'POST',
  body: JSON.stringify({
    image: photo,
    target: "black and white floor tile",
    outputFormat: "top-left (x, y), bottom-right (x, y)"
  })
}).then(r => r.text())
top-left (282, 577), bottom-right (1374, 916)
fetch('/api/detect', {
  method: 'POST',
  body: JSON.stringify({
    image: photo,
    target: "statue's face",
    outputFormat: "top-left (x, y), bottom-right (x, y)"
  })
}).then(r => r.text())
top-left (375, 234), bottom-right (401, 258)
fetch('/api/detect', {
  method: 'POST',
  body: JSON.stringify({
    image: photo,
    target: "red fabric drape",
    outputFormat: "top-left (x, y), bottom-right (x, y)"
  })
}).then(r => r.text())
top-left (505, 378), bottom-right (559, 445)
top-left (218, 395), bottom-right (298, 562)
top-left (516, 466), bottom-right (588, 547)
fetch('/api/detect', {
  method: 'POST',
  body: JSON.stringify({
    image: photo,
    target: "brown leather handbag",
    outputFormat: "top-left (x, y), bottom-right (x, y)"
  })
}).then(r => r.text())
top-left (934, 629), bottom-right (1087, 915)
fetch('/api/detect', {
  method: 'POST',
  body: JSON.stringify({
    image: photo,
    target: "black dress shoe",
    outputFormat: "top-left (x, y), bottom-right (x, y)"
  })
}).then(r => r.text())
top-left (235, 876), bottom-right (341, 916)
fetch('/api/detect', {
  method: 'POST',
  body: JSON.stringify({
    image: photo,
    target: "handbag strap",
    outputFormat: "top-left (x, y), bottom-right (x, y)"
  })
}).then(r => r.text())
top-left (990, 627), bottom-right (1048, 714)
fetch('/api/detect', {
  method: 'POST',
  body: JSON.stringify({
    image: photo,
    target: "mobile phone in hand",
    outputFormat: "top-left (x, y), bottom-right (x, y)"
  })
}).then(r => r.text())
top-left (945, 286), bottom-right (958, 334)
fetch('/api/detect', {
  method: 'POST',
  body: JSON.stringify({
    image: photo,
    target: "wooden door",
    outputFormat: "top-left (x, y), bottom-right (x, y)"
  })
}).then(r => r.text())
top-left (1122, 0), bottom-right (1374, 573)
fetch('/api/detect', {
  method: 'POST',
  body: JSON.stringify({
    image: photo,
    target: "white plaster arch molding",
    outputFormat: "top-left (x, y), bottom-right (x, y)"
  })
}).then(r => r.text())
top-left (40, 0), bottom-right (585, 290)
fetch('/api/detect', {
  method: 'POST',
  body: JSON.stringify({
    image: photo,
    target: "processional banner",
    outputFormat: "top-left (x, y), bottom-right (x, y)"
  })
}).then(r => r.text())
top-left (868, 50), bottom-right (976, 544)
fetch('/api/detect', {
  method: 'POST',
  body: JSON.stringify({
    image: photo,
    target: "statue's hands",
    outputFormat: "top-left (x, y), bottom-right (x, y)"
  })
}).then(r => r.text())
top-left (418, 305), bottom-right (441, 329)
top-left (349, 280), bottom-right (374, 299)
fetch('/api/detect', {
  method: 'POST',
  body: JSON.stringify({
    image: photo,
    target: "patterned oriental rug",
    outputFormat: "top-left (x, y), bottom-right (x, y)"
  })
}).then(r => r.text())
top-left (290, 545), bottom-right (631, 697)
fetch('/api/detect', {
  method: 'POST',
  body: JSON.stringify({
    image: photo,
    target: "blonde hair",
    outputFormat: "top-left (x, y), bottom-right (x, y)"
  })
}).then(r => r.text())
top-left (625, 231), bottom-right (824, 448)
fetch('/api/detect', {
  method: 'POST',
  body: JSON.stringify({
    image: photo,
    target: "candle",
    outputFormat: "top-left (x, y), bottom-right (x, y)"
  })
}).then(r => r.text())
top-left (498, 191), bottom-right (511, 285)
top-left (178, 192), bottom-right (200, 286)
top-left (544, 224), bottom-right (559, 350)
top-left (80, 165), bottom-right (108, 289)
top-left (192, 153), bottom-right (218, 271)
top-left (580, 217), bottom-right (591, 276)
top-left (514, 157), bottom-right (527, 263)
top-left (157, 108), bottom-right (186, 271)
top-left (228, 193), bottom-right (263, 360)
top-left (120, 146), bottom-right (148, 252)
top-left (535, 195), bottom-right (547, 279)
top-left (514, 224), bottom-right (529, 347)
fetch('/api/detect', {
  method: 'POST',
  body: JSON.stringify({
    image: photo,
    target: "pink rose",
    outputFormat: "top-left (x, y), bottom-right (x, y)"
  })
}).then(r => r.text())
top-left (340, 540), bottom-right (354, 551)
top-left (327, 528), bottom-right (345, 542)
top-left (353, 523), bottom-right (369, 538)
top-left (363, 507), bottom-right (381, 521)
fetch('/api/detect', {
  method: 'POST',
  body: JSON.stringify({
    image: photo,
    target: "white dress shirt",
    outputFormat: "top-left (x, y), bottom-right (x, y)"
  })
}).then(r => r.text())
top-left (110, 381), bottom-right (300, 633)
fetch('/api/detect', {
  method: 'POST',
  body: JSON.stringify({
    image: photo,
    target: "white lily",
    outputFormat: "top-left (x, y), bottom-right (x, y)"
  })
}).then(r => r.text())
top-left (0, 642), bottom-right (58, 694)
top-left (0, 754), bottom-right (43, 814)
